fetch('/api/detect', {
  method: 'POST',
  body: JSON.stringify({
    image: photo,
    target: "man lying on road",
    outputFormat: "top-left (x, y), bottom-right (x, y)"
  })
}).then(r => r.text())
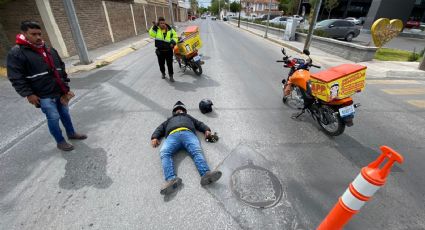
top-left (151, 101), bottom-right (222, 195)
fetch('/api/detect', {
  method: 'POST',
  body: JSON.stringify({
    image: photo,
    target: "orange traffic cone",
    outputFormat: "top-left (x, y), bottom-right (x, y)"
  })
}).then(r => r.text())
top-left (317, 146), bottom-right (404, 230)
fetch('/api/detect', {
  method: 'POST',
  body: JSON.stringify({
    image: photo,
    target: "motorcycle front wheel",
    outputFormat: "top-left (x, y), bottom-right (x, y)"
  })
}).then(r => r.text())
top-left (192, 62), bottom-right (203, 76)
top-left (318, 105), bottom-right (345, 136)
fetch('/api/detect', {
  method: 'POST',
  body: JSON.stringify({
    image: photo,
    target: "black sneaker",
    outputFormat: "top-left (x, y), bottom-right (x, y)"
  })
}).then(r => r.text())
top-left (160, 177), bottom-right (182, 195)
top-left (200, 171), bottom-right (222, 186)
top-left (162, 73), bottom-right (166, 79)
top-left (169, 75), bottom-right (175, 82)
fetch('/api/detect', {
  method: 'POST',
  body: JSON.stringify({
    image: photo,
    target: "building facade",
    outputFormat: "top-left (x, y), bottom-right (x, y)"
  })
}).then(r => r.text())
top-left (241, 0), bottom-right (280, 17)
top-left (0, 0), bottom-right (188, 60)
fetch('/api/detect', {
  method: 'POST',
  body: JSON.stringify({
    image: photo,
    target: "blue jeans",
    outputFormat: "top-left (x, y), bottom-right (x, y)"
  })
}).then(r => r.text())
top-left (40, 97), bottom-right (76, 144)
top-left (160, 130), bottom-right (210, 181)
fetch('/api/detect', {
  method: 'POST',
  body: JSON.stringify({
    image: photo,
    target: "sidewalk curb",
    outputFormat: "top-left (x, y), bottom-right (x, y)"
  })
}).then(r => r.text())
top-left (227, 22), bottom-right (425, 79)
top-left (226, 22), bottom-right (303, 53)
top-left (67, 38), bottom-right (152, 74)
top-left (0, 66), bottom-right (6, 78)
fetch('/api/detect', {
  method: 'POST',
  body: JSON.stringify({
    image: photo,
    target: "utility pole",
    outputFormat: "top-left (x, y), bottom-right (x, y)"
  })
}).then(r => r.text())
top-left (303, 0), bottom-right (322, 51)
top-left (264, 0), bottom-right (272, 38)
top-left (219, 0), bottom-right (221, 20)
top-left (419, 56), bottom-right (425, 70)
top-left (297, 0), bottom-right (303, 15)
top-left (168, 0), bottom-right (175, 26)
top-left (238, 0), bottom-right (241, 27)
top-left (62, 0), bottom-right (90, 65)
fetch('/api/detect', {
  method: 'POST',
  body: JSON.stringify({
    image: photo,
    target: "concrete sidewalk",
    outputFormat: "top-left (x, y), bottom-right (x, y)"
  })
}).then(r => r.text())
top-left (227, 20), bottom-right (425, 79)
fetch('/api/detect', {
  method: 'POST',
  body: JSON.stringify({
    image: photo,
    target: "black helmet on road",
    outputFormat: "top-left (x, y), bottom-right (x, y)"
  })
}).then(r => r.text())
top-left (199, 99), bottom-right (213, 114)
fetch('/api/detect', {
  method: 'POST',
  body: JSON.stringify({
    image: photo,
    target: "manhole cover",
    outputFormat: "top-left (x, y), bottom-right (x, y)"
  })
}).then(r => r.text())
top-left (230, 162), bottom-right (283, 209)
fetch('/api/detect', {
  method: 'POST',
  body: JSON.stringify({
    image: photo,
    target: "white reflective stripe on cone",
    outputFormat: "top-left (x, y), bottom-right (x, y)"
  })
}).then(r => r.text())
top-left (352, 173), bottom-right (381, 197)
top-left (341, 188), bottom-right (366, 211)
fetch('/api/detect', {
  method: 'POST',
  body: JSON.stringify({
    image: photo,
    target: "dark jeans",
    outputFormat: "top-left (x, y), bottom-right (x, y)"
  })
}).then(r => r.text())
top-left (156, 49), bottom-right (174, 76)
top-left (40, 97), bottom-right (76, 144)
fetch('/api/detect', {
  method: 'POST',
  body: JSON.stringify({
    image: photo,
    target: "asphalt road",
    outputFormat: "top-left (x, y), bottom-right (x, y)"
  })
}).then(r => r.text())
top-left (1, 19), bottom-right (425, 230)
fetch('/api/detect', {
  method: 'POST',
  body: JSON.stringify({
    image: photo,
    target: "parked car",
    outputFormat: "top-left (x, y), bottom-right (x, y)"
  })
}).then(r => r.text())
top-left (345, 17), bottom-right (361, 25)
top-left (201, 15), bottom-right (206, 19)
top-left (315, 19), bottom-right (360, 42)
top-left (259, 14), bottom-right (280, 21)
top-left (293, 15), bottom-right (305, 23)
top-left (265, 16), bottom-right (288, 26)
top-left (211, 16), bottom-right (217, 20)
top-left (223, 16), bottom-right (228, 21)
top-left (406, 18), bottom-right (420, 28)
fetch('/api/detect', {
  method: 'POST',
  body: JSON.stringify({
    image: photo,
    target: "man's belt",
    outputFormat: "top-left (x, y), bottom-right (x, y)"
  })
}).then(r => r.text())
top-left (169, 127), bottom-right (190, 135)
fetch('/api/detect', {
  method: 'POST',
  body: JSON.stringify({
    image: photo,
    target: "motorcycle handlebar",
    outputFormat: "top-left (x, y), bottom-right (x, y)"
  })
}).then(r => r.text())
top-left (276, 60), bottom-right (285, 62)
top-left (311, 64), bottom-right (321, 68)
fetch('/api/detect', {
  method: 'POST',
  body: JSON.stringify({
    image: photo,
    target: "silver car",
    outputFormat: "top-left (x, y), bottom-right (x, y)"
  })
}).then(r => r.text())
top-left (314, 19), bottom-right (360, 42)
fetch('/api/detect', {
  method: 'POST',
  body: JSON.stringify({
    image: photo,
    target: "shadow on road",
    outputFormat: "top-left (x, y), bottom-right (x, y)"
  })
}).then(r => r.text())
top-left (333, 134), bottom-right (403, 172)
top-left (59, 142), bottom-right (113, 190)
top-left (109, 80), bottom-right (169, 117)
top-left (70, 69), bottom-right (123, 90)
top-left (167, 73), bottom-right (220, 92)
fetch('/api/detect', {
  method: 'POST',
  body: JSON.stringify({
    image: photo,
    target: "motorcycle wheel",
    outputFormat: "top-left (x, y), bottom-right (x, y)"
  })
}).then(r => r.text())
top-left (285, 85), bottom-right (305, 110)
top-left (318, 105), bottom-right (345, 136)
top-left (192, 62), bottom-right (203, 76)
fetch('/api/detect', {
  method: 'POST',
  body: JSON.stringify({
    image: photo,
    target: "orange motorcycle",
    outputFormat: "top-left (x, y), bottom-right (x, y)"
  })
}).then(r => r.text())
top-left (278, 48), bottom-right (366, 136)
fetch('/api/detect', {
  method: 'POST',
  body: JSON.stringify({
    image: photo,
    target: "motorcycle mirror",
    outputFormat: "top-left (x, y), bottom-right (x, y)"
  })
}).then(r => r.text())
top-left (281, 48), bottom-right (286, 55)
top-left (303, 49), bottom-right (310, 56)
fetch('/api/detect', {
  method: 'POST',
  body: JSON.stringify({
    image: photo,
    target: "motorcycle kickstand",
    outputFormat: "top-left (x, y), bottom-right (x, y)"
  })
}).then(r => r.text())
top-left (291, 109), bottom-right (305, 119)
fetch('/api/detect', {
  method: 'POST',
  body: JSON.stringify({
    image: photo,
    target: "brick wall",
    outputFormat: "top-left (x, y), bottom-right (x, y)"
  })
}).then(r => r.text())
top-left (0, 0), bottom-right (52, 57)
top-left (104, 1), bottom-right (135, 42)
top-left (0, 0), bottom-right (183, 60)
top-left (145, 5), bottom-right (156, 26)
top-left (49, 0), bottom-right (112, 56)
top-left (133, 4), bottom-right (148, 33)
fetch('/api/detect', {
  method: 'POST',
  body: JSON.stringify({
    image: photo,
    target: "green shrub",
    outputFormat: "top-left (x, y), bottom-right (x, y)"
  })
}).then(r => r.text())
top-left (419, 47), bottom-right (425, 57)
top-left (408, 48), bottom-right (421, 62)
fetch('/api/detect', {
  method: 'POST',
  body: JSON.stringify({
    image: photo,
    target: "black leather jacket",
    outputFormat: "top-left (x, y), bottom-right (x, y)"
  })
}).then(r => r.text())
top-left (151, 113), bottom-right (211, 140)
top-left (7, 45), bottom-right (70, 98)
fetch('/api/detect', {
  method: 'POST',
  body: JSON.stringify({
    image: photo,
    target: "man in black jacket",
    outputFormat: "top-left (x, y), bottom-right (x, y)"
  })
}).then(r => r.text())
top-left (151, 101), bottom-right (222, 195)
top-left (7, 21), bottom-right (86, 151)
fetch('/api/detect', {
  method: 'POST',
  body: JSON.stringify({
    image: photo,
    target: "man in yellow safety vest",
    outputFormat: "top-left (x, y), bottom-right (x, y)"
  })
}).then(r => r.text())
top-left (149, 17), bottom-right (178, 82)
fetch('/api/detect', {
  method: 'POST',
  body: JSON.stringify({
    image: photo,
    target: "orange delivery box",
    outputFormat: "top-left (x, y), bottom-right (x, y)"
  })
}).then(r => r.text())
top-left (310, 64), bottom-right (367, 102)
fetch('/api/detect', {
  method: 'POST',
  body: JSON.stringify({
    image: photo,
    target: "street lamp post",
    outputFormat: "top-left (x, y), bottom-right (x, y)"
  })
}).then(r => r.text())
top-left (238, 0), bottom-right (241, 27)
top-left (264, 0), bottom-right (272, 38)
top-left (304, 0), bottom-right (322, 51)
top-left (62, 0), bottom-right (90, 64)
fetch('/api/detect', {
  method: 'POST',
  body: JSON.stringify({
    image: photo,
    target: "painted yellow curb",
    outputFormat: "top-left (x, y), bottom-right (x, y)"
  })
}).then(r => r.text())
top-left (407, 100), bottom-right (425, 108)
top-left (0, 66), bottom-right (7, 78)
top-left (102, 47), bottom-right (135, 63)
top-left (381, 88), bottom-right (425, 95)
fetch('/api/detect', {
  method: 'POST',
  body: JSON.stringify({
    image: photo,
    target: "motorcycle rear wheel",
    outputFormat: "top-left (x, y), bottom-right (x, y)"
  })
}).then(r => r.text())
top-left (318, 105), bottom-right (345, 136)
top-left (192, 62), bottom-right (203, 76)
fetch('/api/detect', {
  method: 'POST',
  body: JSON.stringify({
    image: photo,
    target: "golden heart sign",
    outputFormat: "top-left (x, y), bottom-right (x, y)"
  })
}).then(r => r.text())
top-left (371, 18), bottom-right (403, 48)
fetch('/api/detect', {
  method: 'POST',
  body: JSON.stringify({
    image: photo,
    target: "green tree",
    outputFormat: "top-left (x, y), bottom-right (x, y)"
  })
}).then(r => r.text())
top-left (0, 0), bottom-right (13, 5)
top-left (210, 0), bottom-right (226, 15)
top-left (279, 0), bottom-right (296, 15)
top-left (199, 7), bottom-right (208, 14)
top-left (190, 0), bottom-right (199, 15)
top-left (324, 0), bottom-right (338, 19)
top-left (230, 1), bottom-right (241, 13)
